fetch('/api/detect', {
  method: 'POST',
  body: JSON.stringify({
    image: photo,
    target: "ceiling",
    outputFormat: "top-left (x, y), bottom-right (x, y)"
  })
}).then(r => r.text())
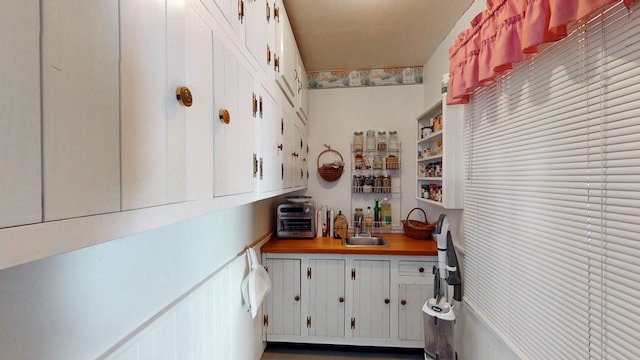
top-left (283, 0), bottom-right (474, 72)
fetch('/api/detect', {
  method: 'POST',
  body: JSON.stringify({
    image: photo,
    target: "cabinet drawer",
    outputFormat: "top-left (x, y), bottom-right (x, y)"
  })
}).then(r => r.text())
top-left (398, 260), bottom-right (436, 277)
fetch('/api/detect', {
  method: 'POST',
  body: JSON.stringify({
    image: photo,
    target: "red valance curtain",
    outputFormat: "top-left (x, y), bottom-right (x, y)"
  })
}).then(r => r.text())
top-left (447, 0), bottom-right (634, 105)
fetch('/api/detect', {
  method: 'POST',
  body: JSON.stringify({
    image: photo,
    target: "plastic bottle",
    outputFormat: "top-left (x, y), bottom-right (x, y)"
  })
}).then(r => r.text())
top-left (364, 206), bottom-right (373, 234)
top-left (381, 198), bottom-right (392, 229)
top-left (373, 199), bottom-right (381, 228)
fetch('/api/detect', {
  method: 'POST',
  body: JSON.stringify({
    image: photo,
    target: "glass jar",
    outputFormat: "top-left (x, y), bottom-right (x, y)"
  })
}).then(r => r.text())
top-left (352, 175), bottom-right (362, 193)
top-left (353, 131), bottom-right (364, 152)
top-left (388, 131), bottom-right (399, 151)
top-left (353, 208), bottom-right (364, 234)
top-left (354, 153), bottom-right (364, 169)
top-left (376, 131), bottom-right (387, 151)
top-left (373, 154), bottom-right (383, 170)
top-left (382, 175), bottom-right (392, 193)
top-left (373, 174), bottom-right (383, 193)
top-left (362, 175), bottom-right (373, 193)
top-left (365, 130), bottom-right (376, 151)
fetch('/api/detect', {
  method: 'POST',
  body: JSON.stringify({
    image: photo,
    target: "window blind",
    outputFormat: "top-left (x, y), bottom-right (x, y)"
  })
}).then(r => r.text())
top-left (463, 1), bottom-right (640, 359)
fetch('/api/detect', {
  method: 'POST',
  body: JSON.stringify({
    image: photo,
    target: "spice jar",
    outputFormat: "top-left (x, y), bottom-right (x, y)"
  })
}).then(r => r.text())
top-left (363, 175), bottom-right (373, 193)
top-left (388, 131), bottom-right (399, 151)
top-left (373, 175), bottom-right (383, 193)
top-left (376, 131), bottom-right (387, 151)
top-left (365, 130), bottom-right (376, 151)
top-left (382, 175), bottom-right (392, 193)
top-left (352, 175), bottom-right (362, 193)
top-left (373, 154), bottom-right (383, 170)
top-left (353, 131), bottom-right (364, 152)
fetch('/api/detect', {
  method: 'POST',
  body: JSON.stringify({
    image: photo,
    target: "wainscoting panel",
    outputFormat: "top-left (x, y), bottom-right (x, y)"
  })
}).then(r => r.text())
top-left (102, 254), bottom-right (263, 360)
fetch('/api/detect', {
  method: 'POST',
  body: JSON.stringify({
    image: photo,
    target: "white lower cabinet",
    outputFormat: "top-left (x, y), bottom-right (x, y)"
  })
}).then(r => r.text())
top-left (263, 253), bottom-right (436, 348)
top-left (351, 260), bottom-right (391, 339)
top-left (264, 258), bottom-right (302, 336)
top-left (307, 259), bottom-right (346, 337)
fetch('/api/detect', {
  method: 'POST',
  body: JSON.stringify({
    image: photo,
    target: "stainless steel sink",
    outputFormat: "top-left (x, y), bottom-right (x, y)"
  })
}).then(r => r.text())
top-left (342, 235), bottom-right (389, 247)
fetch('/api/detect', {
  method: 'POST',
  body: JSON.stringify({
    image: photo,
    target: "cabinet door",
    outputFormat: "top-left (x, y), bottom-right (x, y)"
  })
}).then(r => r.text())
top-left (293, 120), bottom-right (308, 188)
top-left (0, 0), bottom-right (42, 228)
top-left (212, 36), bottom-right (256, 197)
top-left (281, 106), bottom-right (296, 189)
top-left (398, 284), bottom-right (432, 341)
top-left (257, 85), bottom-right (281, 195)
top-left (41, 0), bottom-right (120, 221)
top-left (120, 0), bottom-right (189, 210)
top-left (307, 259), bottom-right (346, 337)
top-left (185, 6), bottom-right (215, 201)
top-left (295, 54), bottom-right (309, 123)
top-left (202, 0), bottom-right (244, 38)
top-left (351, 260), bottom-right (391, 339)
top-left (245, 0), bottom-right (275, 75)
top-left (264, 258), bottom-right (301, 336)
top-left (274, 2), bottom-right (297, 106)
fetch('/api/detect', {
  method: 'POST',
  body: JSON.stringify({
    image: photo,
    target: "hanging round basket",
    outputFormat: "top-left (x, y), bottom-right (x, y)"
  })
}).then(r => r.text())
top-left (317, 148), bottom-right (344, 182)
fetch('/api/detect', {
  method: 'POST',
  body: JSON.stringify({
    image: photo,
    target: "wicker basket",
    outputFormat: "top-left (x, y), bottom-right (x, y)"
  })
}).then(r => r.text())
top-left (402, 208), bottom-right (437, 240)
top-left (317, 148), bottom-right (344, 182)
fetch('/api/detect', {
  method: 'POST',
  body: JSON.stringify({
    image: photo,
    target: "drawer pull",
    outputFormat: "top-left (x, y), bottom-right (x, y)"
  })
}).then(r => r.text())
top-left (419, 267), bottom-right (425, 273)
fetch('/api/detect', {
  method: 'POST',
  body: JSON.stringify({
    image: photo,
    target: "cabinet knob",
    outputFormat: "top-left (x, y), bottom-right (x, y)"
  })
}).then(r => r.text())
top-left (384, 299), bottom-right (390, 304)
top-left (277, 144), bottom-right (283, 151)
top-left (176, 86), bottom-right (193, 107)
top-left (419, 267), bottom-right (425, 273)
top-left (219, 109), bottom-right (230, 124)
top-left (339, 297), bottom-right (344, 303)
top-left (294, 295), bottom-right (300, 302)
top-left (401, 300), bottom-right (407, 306)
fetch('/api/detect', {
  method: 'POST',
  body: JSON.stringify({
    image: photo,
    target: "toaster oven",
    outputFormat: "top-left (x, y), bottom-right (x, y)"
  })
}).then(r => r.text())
top-left (277, 202), bottom-right (315, 238)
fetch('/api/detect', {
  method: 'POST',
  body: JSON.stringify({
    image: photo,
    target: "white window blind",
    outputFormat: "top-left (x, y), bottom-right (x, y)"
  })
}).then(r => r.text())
top-left (463, 1), bottom-right (640, 359)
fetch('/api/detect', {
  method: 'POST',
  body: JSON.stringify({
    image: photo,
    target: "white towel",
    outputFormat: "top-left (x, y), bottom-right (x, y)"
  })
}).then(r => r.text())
top-left (241, 248), bottom-right (271, 318)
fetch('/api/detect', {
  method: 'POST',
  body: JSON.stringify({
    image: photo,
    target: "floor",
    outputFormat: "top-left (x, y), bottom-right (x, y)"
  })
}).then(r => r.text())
top-left (261, 345), bottom-right (424, 360)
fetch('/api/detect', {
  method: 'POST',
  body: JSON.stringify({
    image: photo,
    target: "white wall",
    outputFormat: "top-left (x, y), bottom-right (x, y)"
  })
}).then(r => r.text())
top-left (306, 85), bottom-right (425, 225)
top-left (0, 199), bottom-right (276, 360)
top-left (423, 1), bottom-right (520, 359)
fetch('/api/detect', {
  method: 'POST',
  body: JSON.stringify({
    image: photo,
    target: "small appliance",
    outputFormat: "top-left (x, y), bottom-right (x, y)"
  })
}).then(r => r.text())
top-left (276, 202), bottom-right (315, 238)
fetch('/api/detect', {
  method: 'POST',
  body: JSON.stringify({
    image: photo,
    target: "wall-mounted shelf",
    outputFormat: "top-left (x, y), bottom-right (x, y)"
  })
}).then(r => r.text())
top-left (415, 93), bottom-right (464, 209)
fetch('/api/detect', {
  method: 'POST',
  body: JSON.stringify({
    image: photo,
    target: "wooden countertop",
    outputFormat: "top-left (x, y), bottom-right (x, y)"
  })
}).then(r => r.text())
top-left (261, 233), bottom-right (437, 256)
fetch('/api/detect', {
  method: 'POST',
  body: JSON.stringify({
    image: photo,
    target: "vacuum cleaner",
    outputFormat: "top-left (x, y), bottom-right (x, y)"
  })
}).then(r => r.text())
top-left (423, 214), bottom-right (461, 360)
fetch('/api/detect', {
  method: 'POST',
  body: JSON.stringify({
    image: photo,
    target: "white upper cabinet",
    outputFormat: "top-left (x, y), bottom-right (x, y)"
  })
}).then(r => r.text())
top-left (295, 53), bottom-right (309, 123)
top-left (212, 34), bottom-right (257, 197)
top-left (244, 0), bottom-right (276, 76)
top-left (257, 85), bottom-right (282, 196)
top-left (274, 1), bottom-right (298, 106)
top-left (120, 0), bottom-right (194, 210)
top-left (202, 0), bottom-right (245, 38)
top-left (185, 6), bottom-right (215, 201)
top-left (0, 0), bottom-right (42, 228)
top-left (41, 0), bottom-right (121, 221)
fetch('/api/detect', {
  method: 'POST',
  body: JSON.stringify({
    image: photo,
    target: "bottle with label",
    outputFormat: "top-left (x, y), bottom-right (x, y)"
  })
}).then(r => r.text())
top-left (381, 198), bottom-right (392, 229)
top-left (373, 199), bottom-right (381, 228)
top-left (364, 206), bottom-right (373, 234)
